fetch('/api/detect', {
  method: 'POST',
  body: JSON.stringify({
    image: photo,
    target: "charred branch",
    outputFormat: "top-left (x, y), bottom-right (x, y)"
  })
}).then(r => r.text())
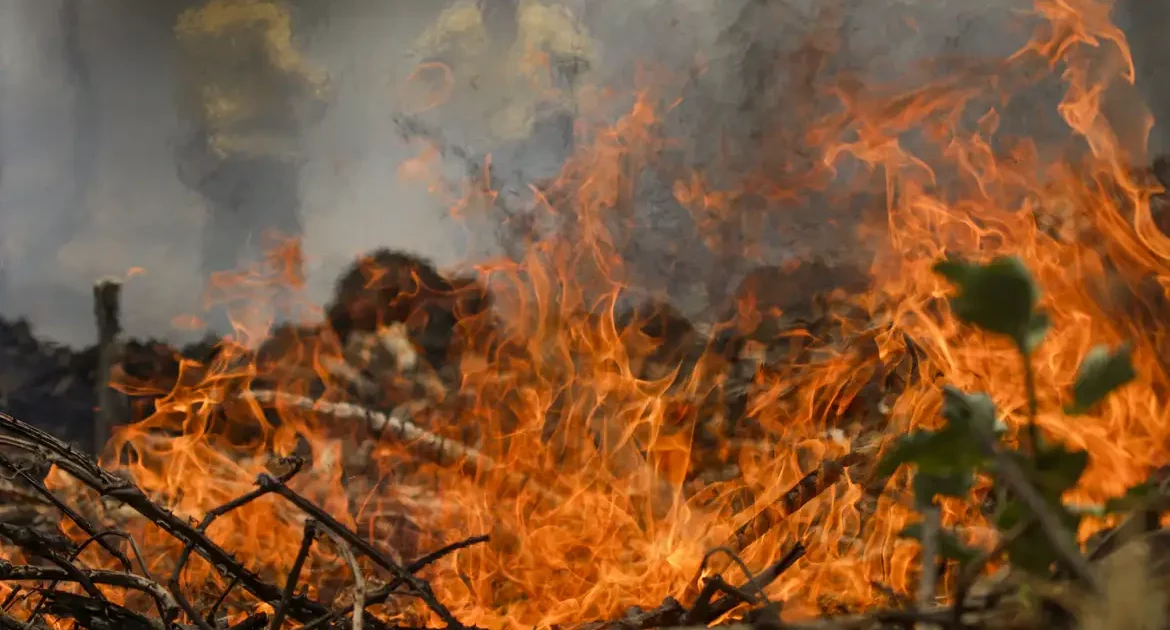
top-left (244, 390), bottom-right (561, 502)
top-left (0, 411), bottom-right (332, 625)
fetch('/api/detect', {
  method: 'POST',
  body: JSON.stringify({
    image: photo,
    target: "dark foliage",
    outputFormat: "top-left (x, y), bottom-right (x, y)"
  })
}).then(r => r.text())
top-left (325, 249), bottom-right (494, 369)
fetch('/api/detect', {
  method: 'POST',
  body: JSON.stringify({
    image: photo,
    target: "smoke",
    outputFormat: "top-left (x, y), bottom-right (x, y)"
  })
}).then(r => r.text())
top-left (0, 1), bottom-right (459, 346)
top-left (0, 0), bottom-right (1159, 347)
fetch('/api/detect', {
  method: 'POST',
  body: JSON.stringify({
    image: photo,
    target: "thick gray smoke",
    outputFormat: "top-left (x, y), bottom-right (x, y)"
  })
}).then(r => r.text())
top-left (0, 0), bottom-right (1160, 347)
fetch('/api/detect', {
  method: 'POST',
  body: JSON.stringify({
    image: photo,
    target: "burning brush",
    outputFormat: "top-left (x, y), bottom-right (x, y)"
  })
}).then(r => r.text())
top-left (9, 0), bottom-right (1170, 627)
top-left (0, 235), bottom-right (913, 629)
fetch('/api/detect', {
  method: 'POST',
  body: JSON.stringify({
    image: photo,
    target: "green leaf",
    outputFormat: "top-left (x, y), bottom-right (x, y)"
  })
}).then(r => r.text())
top-left (1005, 528), bottom-right (1058, 575)
top-left (1066, 503), bottom-right (1106, 518)
top-left (932, 256), bottom-right (1042, 348)
top-left (995, 487), bottom-right (1084, 577)
top-left (1066, 343), bottom-right (1137, 415)
top-left (913, 470), bottom-right (975, 507)
top-left (940, 386), bottom-right (999, 438)
top-left (899, 523), bottom-right (979, 564)
top-left (1103, 482), bottom-right (1155, 514)
top-left (1033, 441), bottom-right (1089, 501)
top-left (996, 501), bottom-right (1056, 575)
top-left (876, 431), bottom-right (938, 478)
top-left (932, 259), bottom-right (977, 288)
top-left (1021, 312), bottom-right (1051, 354)
top-left (877, 426), bottom-right (987, 480)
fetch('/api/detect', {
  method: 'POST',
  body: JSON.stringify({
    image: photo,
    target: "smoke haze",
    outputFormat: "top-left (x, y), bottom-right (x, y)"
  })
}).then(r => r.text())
top-left (0, 0), bottom-right (1161, 346)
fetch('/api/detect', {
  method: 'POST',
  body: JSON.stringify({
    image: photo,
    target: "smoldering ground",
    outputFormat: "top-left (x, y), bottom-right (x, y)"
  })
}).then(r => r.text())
top-left (0, 0), bottom-right (1162, 347)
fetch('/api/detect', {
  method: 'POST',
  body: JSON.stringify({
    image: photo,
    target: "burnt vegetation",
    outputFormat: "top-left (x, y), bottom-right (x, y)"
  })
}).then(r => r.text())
top-left (2, 238), bottom-right (1165, 629)
top-left (325, 248), bottom-right (494, 372)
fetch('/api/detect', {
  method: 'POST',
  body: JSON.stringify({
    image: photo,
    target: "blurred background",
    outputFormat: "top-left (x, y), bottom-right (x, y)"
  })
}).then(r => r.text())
top-left (0, 0), bottom-right (1163, 346)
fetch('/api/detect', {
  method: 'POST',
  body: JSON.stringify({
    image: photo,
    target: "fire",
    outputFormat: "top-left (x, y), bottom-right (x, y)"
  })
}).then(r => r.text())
top-left (5, 0), bottom-right (1169, 628)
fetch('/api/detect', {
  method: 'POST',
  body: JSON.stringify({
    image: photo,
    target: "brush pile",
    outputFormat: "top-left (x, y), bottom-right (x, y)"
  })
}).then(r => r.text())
top-left (0, 228), bottom-right (1165, 629)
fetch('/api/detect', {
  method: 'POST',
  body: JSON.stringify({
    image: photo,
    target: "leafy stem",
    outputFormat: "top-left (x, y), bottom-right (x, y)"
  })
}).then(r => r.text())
top-left (1017, 341), bottom-right (1040, 455)
top-left (879, 256), bottom-right (1142, 591)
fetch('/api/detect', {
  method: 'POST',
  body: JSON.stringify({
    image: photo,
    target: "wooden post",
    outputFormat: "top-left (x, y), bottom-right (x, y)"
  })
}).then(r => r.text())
top-left (92, 277), bottom-right (124, 455)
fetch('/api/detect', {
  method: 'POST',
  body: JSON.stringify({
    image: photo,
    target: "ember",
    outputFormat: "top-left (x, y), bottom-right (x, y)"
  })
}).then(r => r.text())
top-left (3, 0), bottom-right (1170, 629)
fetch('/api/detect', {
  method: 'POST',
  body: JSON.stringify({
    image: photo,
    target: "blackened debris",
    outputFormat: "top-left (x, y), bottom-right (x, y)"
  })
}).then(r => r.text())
top-left (325, 249), bottom-right (495, 369)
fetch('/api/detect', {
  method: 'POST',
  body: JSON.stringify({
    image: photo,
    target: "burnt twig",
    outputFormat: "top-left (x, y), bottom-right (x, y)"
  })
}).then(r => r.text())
top-left (578, 598), bottom-right (688, 630)
top-left (228, 613), bottom-right (270, 630)
top-left (301, 534), bottom-right (490, 630)
top-left (327, 532), bottom-right (365, 630)
top-left (204, 575), bottom-right (239, 626)
top-left (0, 611), bottom-right (40, 630)
top-left (0, 563), bottom-right (178, 624)
top-left (269, 520), bottom-right (317, 630)
top-left (0, 527), bottom-right (102, 602)
top-left (702, 542), bottom-right (807, 622)
top-left (685, 448), bottom-right (872, 604)
top-left (687, 576), bottom-right (756, 626)
top-left (729, 446), bottom-right (876, 556)
top-left (245, 390), bottom-right (561, 502)
top-left (950, 518), bottom-right (1031, 628)
top-left (171, 586), bottom-right (214, 630)
top-left (167, 458), bottom-right (306, 630)
top-left (256, 473), bottom-right (463, 628)
top-left (0, 452), bottom-right (132, 571)
top-left (168, 457), bottom-right (305, 595)
top-left (38, 590), bottom-right (161, 630)
top-left (0, 413), bottom-right (332, 624)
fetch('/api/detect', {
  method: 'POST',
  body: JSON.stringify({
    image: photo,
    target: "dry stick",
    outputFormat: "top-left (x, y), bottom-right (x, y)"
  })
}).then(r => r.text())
top-left (0, 612), bottom-right (38, 630)
top-left (92, 277), bottom-right (125, 455)
top-left (0, 524), bottom-right (104, 603)
top-left (246, 390), bottom-right (562, 502)
top-left (687, 576), bottom-right (756, 626)
top-left (916, 505), bottom-right (941, 609)
top-left (1, 588), bottom-right (21, 612)
top-left (256, 474), bottom-right (463, 628)
top-left (0, 565), bottom-right (179, 623)
top-left (684, 444), bottom-right (876, 605)
top-left (36, 590), bottom-right (163, 630)
top-left (169, 457), bottom-right (305, 587)
top-left (328, 533), bottom-right (365, 630)
top-left (32, 530), bottom-right (168, 626)
top-left (168, 459), bottom-right (306, 630)
top-left (204, 574), bottom-right (240, 627)
top-left (702, 542), bottom-right (807, 623)
top-left (686, 546), bottom-right (767, 626)
top-left (268, 520), bottom-right (317, 630)
top-left (228, 613), bottom-right (271, 630)
top-left (299, 534), bottom-right (491, 630)
top-left (0, 414), bottom-right (333, 624)
top-left (728, 445), bottom-right (878, 558)
top-left (950, 518), bottom-right (1032, 629)
top-left (0, 452), bottom-right (133, 572)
